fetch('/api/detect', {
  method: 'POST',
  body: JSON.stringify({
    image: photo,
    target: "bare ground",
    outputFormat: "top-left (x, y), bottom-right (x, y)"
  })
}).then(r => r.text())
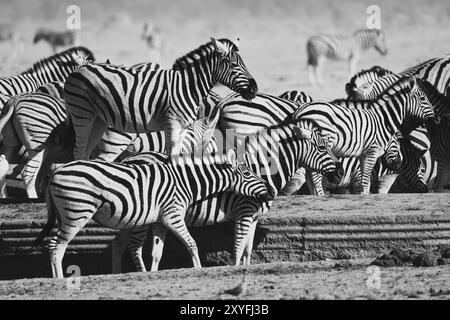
top-left (0, 259), bottom-right (449, 300)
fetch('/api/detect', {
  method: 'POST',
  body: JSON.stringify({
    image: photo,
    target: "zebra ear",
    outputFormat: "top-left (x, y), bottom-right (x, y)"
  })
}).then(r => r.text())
top-left (293, 126), bottom-right (312, 139)
top-left (211, 37), bottom-right (228, 56)
top-left (233, 38), bottom-right (240, 50)
top-left (408, 77), bottom-right (418, 90)
top-left (105, 59), bottom-right (111, 64)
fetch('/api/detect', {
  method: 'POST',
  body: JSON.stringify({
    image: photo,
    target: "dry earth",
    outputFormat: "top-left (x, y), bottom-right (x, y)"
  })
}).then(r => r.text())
top-left (0, 0), bottom-right (450, 300)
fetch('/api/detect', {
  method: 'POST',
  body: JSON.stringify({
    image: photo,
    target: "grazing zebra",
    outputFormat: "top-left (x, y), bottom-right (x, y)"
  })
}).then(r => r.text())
top-left (345, 65), bottom-right (394, 98)
top-left (35, 150), bottom-right (275, 278)
top-left (33, 29), bottom-right (79, 53)
top-left (64, 38), bottom-right (258, 160)
top-left (292, 76), bottom-right (435, 194)
top-left (113, 118), bottom-right (344, 273)
top-left (0, 46), bottom-right (94, 96)
top-left (306, 28), bottom-right (388, 84)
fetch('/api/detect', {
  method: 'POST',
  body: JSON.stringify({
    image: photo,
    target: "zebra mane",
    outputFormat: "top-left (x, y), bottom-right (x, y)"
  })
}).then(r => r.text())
top-left (172, 38), bottom-right (238, 70)
top-left (346, 65), bottom-right (393, 90)
top-left (20, 46), bottom-right (95, 75)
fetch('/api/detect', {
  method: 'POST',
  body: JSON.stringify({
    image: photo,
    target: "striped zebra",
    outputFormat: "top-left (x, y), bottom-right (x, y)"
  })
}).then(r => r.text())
top-left (0, 92), bottom-right (67, 198)
top-left (0, 46), bottom-right (94, 96)
top-left (112, 118), bottom-right (342, 272)
top-left (64, 38), bottom-right (257, 160)
top-left (292, 76), bottom-right (435, 195)
top-left (35, 81), bottom-right (65, 99)
top-left (344, 62), bottom-right (450, 191)
top-left (278, 90), bottom-right (313, 105)
top-left (345, 65), bottom-right (394, 98)
top-left (306, 28), bottom-right (388, 84)
top-left (33, 29), bottom-right (79, 53)
top-left (35, 150), bottom-right (275, 278)
top-left (0, 23), bottom-right (24, 62)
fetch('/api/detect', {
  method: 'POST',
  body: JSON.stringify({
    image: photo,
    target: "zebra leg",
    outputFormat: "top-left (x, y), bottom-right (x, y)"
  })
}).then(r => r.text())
top-left (111, 230), bottom-right (131, 274)
top-left (359, 152), bottom-right (379, 195)
top-left (161, 208), bottom-right (201, 269)
top-left (128, 225), bottom-right (152, 272)
top-left (307, 65), bottom-right (316, 85)
top-left (234, 215), bottom-right (254, 266)
top-left (21, 150), bottom-right (44, 198)
top-left (374, 174), bottom-right (398, 194)
top-left (315, 56), bottom-right (326, 85)
top-left (306, 170), bottom-right (325, 195)
top-left (150, 224), bottom-right (167, 272)
top-left (242, 219), bottom-right (258, 266)
top-left (0, 155), bottom-right (9, 198)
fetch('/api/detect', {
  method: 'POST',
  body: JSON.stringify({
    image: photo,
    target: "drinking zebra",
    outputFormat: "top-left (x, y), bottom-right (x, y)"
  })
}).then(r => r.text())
top-left (33, 29), bottom-right (80, 53)
top-left (306, 28), bottom-right (388, 85)
top-left (35, 150), bottom-right (274, 278)
top-left (64, 38), bottom-right (258, 160)
top-left (113, 115), bottom-right (343, 273)
top-left (0, 46), bottom-right (94, 96)
top-left (292, 76), bottom-right (435, 195)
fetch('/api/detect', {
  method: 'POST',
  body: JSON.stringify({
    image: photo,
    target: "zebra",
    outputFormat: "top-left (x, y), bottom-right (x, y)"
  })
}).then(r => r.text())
top-left (33, 29), bottom-right (80, 53)
top-left (306, 28), bottom-right (388, 85)
top-left (35, 150), bottom-right (275, 278)
top-left (291, 76), bottom-right (435, 195)
top-left (344, 62), bottom-right (450, 191)
top-left (0, 46), bottom-right (94, 96)
top-left (0, 23), bottom-right (24, 63)
top-left (345, 65), bottom-right (394, 98)
top-left (278, 90), bottom-right (313, 105)
top-left (141, 22), bottom-right (164, 63)
top-left (64, 38), bottom-right (258, 160)
top-left (0, 92), bottom-right (67, 198)
top-left (35, 81), bottom-right (65, 99)
top-left (112, 113), bottom-right (344, 273)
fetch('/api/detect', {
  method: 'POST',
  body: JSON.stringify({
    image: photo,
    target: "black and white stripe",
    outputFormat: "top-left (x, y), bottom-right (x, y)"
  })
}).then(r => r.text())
top-left (35, 151), bottom-right (274, 278)
top-left (64, 38), bottom-right (257, 160)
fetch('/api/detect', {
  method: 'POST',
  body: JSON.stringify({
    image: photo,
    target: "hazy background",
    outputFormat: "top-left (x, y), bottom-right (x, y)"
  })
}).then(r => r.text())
top-left (1, 0), bottom-right (449, 100)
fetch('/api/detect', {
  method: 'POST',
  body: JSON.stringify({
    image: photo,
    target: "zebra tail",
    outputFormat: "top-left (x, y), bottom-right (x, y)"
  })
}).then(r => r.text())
top-left (0, 95), bottom-right (19, 134)
top-left (34, 186), bottom-right (56, 247)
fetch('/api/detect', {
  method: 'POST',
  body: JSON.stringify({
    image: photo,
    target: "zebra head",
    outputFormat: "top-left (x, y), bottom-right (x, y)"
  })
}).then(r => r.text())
top-left (211, 38), bottom-right (258, 100)
top-left (225, 150), bottom-right (275, 202)
top-left (292, 121), bottom-right (344, 184)
top-left (372, 29), bottom-right (388, 56)
top-left (345, 65), bottom-right (394, 98)
top-left (404, 77), bottom-right (436, 124)
top-left (381, 132), bottom-right (403, 172)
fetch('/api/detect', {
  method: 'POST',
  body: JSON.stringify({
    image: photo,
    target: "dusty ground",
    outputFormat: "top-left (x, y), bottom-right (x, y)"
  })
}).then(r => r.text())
top-left (1, 0), bottom-right (450, 300)
top-left (0, 259), bottom-right (449, 300)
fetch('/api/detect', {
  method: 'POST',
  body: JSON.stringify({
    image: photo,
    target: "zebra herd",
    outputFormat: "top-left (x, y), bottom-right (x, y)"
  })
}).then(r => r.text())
top-left (0, 34), bottom-right (448, 278)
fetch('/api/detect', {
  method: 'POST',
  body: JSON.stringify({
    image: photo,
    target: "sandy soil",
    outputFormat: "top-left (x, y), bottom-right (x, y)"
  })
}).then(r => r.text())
top-left (0, 259), bottom-right (449, 300)
top-left (1, 0), bottom-right (450, 300)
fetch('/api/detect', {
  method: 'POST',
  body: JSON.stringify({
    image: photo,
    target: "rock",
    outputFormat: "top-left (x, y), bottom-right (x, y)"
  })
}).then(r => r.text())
top-left (412, 252), bottom-right (437, 267)
top-left (371, 254), bottom-right (403, 267)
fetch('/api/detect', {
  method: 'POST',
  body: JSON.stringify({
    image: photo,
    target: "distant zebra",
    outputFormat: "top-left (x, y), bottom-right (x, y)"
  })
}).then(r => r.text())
top-left (33, 29), bottom-right (79, 53)
top-left (0, 23), bottom-right (24, 62)
top-left (0, 46), bottom-right (94, 96)
top-left (141, 22), bottom-right (164, 63)
top-left (306, 28), bottom-right (388, 85)
top-left (64, 38), bottom-right (257, 160)
top-left (292, 76), bottom-right (435, 194)
top-left (35, 150), bottom-right (274, 278)
top-left (112, 119), bottom-right (342, 272)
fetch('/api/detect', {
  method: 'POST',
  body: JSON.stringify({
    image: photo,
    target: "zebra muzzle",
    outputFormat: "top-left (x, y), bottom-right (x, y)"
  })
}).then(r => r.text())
top-left (239, 78), bottom-right (258, 100)
top-left (325, 162), bottom-right (344, 184)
